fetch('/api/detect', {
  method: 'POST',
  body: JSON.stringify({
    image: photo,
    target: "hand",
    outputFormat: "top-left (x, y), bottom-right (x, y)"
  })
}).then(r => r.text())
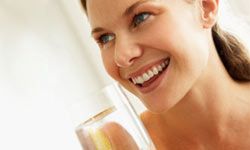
top-left (101, 122), bottom-right (139, 150)
top-left (77, 122), bottom-right (139, 150)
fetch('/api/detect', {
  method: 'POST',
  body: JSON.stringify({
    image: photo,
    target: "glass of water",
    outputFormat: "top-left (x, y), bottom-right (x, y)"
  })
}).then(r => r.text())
top-left (69, 83), bottom-right (155, 150)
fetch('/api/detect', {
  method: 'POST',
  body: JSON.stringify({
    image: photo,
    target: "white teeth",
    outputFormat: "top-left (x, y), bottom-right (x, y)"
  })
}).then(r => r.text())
top-left (143, 73), bottom-right (150, 81)
top-left (165, 59), bottom-right (170, 65)
top-left (137, 76), bottom-right (144, 84)
top-left (152, 67), bottom-right (159, 75)
top-left (161, 62), bottom-right (166, 68)
top-left (131, 58), bottom-right (170, 85)
top-left (147, 70), bottom-right (154, 78)
top-left (157, 65), bottom-right (163, 72)
top-left (132, 78), bottom-right (136, 84)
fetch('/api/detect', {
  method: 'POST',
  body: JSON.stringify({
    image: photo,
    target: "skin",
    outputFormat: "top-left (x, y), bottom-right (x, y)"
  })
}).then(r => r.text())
top-left (86, 0), bottom-right (250, 149)
top-left (77, 122), bottom-right (139, 150)
top-left (101, 122), bottom-right (139, 150)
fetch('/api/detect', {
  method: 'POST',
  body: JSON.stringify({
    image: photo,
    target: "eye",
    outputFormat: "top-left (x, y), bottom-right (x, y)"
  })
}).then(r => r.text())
top-left (97, 33), bottom-right (115, 45)
top-left (132, 12), bottom-right (151, 27)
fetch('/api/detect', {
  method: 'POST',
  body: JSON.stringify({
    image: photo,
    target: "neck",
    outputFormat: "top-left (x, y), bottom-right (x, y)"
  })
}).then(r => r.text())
top-left (163, 41), bottom-right (250, 146)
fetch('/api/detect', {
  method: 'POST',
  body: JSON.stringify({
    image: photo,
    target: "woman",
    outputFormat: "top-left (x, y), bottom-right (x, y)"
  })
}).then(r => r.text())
top-left (80, 0), bottom-right (250, 149)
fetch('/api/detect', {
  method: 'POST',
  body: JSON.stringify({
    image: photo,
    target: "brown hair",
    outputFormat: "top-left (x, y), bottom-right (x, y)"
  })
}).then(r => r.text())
top-left (80, 0), bottom-right (87, 14)
top-left (80, 0), bottom-right (250, 81)
top-left (212, 24), bottom-right (250, 81)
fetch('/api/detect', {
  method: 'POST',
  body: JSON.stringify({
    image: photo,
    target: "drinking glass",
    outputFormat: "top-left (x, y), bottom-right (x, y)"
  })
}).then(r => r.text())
top-left (69, 83), bottom-right (155, 150)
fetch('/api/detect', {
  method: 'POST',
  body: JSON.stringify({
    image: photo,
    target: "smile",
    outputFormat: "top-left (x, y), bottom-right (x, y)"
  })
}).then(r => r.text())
top-left (129, 58), bottom-right (170, 88)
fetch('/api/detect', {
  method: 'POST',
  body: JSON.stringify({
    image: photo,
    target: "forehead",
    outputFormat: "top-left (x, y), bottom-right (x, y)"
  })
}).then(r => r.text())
top-left (87, 0), bottom-right (140, 29)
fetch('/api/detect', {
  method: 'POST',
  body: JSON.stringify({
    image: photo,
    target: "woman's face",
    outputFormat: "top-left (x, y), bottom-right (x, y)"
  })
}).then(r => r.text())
top-left (87, 0), bottom-right (211, 113)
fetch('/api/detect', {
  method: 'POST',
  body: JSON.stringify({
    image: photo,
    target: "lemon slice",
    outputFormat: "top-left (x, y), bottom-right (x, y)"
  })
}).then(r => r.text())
top-left (89, 128), bottom-right (112, 150)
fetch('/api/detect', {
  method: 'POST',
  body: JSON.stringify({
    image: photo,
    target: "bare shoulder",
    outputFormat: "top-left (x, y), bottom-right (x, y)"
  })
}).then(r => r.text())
top-left (140, 111), bottom-right (205, 150)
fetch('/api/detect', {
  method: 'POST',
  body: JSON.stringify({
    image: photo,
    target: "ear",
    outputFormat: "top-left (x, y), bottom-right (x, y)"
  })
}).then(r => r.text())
top-left (199, 0), bottom-right (219, 28)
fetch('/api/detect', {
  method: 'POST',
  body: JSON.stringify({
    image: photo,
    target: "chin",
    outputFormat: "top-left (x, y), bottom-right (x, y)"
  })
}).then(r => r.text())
top-left (141, 83), bottom-right (191, 114)
top-left (140, 94), bottom-right (176, 114)
top-left (145, 105), bottom-right (169, 114)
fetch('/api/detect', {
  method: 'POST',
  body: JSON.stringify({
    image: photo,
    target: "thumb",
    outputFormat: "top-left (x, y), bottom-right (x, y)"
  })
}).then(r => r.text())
top-left (101, 122), bottom-right (139, 150)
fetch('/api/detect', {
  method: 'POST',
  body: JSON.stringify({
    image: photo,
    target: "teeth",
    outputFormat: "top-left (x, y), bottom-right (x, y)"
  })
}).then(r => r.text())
top-left (165, 59), bottom-right (170, 65)
top-left (161, 62), bottom-right (166, 68)
top-left (132, 78), bottom-right (136, 84)
top-left (157, 65), bottom-right (162, 72)
top-left (137, 76), bottom-right (144, 84)
top-left (143, 73), bottom-right (150, 81)
top-left (152, 67), bottom-right (158, 75)
top-left (147, 70), bottom-right (154, 78)
top-left (131, 58), bottom-right (170, 85)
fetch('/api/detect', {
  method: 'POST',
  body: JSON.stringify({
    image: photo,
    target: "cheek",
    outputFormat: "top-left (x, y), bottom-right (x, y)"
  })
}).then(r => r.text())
top-left (102, 51), bottom-right (132, 88)
top-left (155, 15), bottom-right (209, 69)
top-left (137, 17), bottom-right (210, 112)
top-left (101, 51), bottom-right (118, 80)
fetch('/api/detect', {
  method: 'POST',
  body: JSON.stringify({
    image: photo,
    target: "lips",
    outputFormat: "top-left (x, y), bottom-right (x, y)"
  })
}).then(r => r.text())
top-left (129, 58), bottom-right (170, 88)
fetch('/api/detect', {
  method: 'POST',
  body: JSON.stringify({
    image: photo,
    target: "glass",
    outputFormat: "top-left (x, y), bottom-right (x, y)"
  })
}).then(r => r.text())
top-left (69, 83), bottom-right (155, 150)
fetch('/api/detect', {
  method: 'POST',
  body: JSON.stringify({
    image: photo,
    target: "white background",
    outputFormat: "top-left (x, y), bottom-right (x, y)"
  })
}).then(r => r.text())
top-left (0, 0), bottom-right (249, 149)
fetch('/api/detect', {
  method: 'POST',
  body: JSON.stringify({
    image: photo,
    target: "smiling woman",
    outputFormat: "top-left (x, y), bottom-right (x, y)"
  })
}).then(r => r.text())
top-left (79, 0), bottom-right (250, 149)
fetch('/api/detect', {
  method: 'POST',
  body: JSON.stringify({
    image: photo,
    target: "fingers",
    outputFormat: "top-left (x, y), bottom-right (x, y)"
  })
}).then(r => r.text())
top-left (76, 122), bottom-right (139, 150)
top-left (88, 128), bottom-right (112, 150)
top-left (101, 122), bottom-right (139, 150)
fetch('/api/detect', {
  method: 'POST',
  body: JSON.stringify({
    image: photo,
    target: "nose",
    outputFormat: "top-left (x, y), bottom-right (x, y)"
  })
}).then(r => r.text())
top-left (114, 35), bottom-right (142, 68)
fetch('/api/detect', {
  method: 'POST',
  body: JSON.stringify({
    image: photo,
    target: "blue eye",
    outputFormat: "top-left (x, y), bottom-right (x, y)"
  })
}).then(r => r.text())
top-left (132, 12), bottom-right (151, 27)
top-left (98, 34), bottom-right (115, 45)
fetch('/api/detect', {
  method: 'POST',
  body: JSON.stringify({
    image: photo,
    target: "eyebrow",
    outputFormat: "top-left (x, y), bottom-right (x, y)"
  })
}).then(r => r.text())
top-left (91, 0), bottom-right (154, 35)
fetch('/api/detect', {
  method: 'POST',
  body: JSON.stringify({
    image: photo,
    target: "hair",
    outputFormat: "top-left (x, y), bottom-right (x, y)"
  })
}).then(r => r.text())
top-left (80, 0), bottom-right (87, 14)
top-left (80, 0), bottom-right (250, 81)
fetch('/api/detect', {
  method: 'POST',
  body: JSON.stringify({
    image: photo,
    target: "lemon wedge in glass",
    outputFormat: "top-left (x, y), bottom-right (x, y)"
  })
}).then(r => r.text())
top-left (89, 128), bottom-right (112, 150)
